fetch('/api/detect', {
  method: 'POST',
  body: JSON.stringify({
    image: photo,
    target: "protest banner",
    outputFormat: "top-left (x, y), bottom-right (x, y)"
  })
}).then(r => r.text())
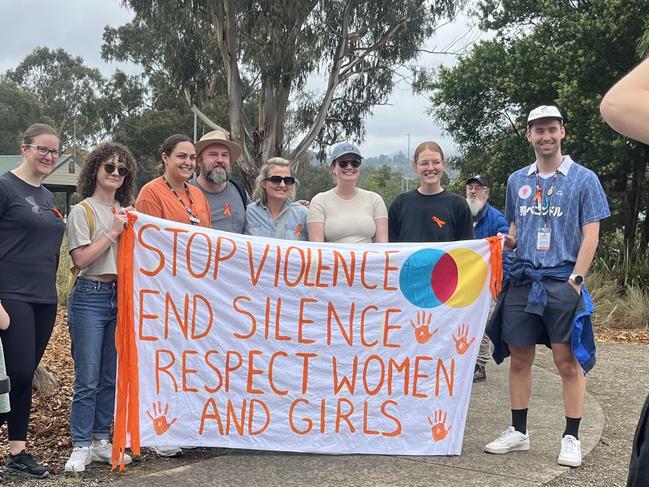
top-left (112, 212), bottom-right (502, 468)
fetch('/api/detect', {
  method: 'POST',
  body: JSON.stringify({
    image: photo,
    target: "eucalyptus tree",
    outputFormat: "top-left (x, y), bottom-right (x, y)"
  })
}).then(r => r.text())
top-left (103, 0), bottom-right (458, 186)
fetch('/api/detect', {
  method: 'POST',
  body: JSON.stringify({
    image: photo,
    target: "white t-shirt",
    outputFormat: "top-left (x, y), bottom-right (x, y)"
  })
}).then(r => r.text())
top-left (67, 197), bottom-right (123, 277)
top-left (307, 188), bottom-right (388, 243)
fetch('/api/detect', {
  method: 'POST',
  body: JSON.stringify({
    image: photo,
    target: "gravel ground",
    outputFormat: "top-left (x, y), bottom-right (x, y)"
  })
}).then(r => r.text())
top-left (535, 341), bottom-right (649, 486)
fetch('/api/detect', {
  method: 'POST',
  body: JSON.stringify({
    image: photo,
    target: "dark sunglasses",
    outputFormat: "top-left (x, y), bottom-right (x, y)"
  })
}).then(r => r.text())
top-left (103, 162), bottom-right (129, 177)
top-left (337, 159), bottom-right (361, 169)
top-left (265, 175), bottom-right (296, 185)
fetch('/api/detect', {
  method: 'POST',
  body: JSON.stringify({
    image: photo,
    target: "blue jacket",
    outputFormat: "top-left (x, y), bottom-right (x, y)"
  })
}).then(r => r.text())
top-left (474, 203), bottom-right (511, 276)
top-left (486, 263), bottom-right (597, 374)
top-left (474, 203), bottom-right (508, 239)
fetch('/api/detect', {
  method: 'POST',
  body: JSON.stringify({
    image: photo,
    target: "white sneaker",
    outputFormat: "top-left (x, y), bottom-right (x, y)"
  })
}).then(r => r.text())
top-left (558, 435), bottom-right (582, 467)
top-left (64, 447), bottom-right (91, 472)
top-left (151, 445), bottom-right (183, 457)
top-left (484, 426), bottom-right (530, 454)
top-left (90, 439), bottom-right (132, 465)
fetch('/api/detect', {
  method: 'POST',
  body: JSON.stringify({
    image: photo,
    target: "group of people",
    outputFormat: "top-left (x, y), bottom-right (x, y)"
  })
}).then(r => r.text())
top-left (3, 69), bottom-right (647, 481)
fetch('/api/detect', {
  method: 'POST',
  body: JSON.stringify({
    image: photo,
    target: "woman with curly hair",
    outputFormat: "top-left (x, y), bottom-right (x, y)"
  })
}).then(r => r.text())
top-left (0, 123), bottom-right (65, 480)
top-left (64, 142), bottom-right (136, 472)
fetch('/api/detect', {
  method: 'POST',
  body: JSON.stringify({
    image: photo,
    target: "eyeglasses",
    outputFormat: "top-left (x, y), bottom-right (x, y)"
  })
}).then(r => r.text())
top-left (466, 184), bottom-right (487, 191)
top-left (103, 162), bottom-right (129, 177)
top-left (25, 144), bottom-right (60, 158)
top-left (337, 159), bottom-right (361, 169)
top-left (265, 175), bottom-right (295, 185)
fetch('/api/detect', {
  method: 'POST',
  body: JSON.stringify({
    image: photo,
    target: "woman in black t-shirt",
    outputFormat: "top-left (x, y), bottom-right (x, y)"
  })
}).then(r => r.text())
top-left (388, 140), bottom-right (473, 243)
top-left (0, 123), bottom-right (65, 479)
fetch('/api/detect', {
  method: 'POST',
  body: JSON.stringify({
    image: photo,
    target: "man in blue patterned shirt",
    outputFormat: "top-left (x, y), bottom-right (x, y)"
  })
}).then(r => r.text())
top-left (484, 106), bottom-right (610, 467)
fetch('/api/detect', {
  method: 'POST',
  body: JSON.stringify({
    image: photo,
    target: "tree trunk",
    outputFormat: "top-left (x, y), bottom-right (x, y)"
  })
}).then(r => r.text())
top-left (623, 158), bottom-right (645, 249)
top-left (32, 364), bottom-right (58, 396)
top-left (639, 145), bottom-right (649, 254)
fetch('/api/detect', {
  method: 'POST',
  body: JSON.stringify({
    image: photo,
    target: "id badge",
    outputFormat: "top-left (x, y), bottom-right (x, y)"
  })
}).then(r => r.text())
top-left (537, 227), bottom-right (551, 251)
top-left (189, 215), bottom-right (201, 225)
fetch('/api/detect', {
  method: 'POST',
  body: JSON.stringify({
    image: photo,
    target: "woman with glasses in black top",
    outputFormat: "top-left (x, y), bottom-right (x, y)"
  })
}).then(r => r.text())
top-left (0, 123), bottom-right (65, 480)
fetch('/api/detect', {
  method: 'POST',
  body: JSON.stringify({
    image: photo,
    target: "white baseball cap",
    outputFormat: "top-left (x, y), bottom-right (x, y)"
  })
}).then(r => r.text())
top-left (527, 105), bottom-right (563, 127)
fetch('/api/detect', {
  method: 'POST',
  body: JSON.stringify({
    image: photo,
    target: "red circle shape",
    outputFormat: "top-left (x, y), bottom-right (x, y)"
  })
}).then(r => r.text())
top-left (430, 253), bottom-right (458, 302)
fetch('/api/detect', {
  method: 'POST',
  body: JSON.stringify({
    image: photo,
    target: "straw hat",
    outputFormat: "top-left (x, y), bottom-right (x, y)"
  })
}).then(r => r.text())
top-left (194, 129), bottom-right (241, 161)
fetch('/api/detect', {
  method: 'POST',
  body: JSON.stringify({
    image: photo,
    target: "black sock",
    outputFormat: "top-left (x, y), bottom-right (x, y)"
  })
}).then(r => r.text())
top-left (564, 417), bottom-right (581, 439)
top-left (512, 408), bottom-right (528, 434)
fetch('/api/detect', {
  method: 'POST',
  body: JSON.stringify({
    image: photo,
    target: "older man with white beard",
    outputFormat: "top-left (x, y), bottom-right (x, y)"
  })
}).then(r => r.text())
top-left (190, 129), bottom-right (249, 233)
top-left (466, 175), bottom-right (509, 382)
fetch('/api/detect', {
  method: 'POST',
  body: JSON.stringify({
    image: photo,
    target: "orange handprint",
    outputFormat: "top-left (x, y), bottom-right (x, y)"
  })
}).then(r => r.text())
top-left (409, 310), bottom-right (439, 344)
top-left (452, 324), bottom-right (476, 355)
top-left (147, 401), bottom-right (177, 435)
top-left (428, 409), bottom-right (452, 441)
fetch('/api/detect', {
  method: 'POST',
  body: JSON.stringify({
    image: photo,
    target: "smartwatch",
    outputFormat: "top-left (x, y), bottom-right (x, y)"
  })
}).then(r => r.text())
top-left (569, 274), bottom-right (584, 285)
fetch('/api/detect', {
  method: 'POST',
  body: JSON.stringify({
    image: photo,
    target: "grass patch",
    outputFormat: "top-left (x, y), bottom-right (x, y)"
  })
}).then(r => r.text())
top-left (56, 236), bottom-right (73, 307)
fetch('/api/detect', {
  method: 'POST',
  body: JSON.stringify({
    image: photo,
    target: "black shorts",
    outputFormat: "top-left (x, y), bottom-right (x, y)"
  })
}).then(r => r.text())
top-left (501, 279), bottom-right (583, 346)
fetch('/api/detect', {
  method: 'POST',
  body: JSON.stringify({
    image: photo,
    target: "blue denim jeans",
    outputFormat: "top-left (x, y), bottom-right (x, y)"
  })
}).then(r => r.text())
top-left (67, 278), bottom-right (118, 447)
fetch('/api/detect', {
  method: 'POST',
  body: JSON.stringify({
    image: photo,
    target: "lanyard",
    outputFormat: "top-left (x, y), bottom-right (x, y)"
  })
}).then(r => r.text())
top-left (162, 176), bottom-right (200, 225)
top-left (534, 170), bottom-right (558, 228)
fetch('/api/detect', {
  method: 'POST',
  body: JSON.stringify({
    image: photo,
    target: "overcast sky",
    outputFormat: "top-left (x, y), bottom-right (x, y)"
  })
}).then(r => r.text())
top-left (0, 1), bottom-right (481, 158)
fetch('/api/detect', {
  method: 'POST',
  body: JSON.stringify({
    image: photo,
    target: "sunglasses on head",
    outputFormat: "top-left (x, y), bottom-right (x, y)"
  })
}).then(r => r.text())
top-left (265, 175), bottom-right (295, 185)
top-left (103, 162), bottom-right (129, 177)
top-left (337, 159), bottom-right (361, 169)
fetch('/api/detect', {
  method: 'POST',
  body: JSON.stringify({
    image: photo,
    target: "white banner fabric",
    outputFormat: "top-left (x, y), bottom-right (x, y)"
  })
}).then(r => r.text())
top-left (120, 212), bottom-right (498, 456)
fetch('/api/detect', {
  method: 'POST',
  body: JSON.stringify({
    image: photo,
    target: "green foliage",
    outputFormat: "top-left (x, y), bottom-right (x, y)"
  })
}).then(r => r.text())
top-left (294, 161), bottom-right (334, 201)
top-left (593, 233), bottom-right (649, 289)
top-left (111, 108), bottom-right (195, 190)
top-left (424, 0), bottom-right (649, 248)
top-left (360, 164), bottom-right (404, 207)
top-left (4, 47), bottom-right (105, 146)
top-left (0, 80), bottom-right (51, 153)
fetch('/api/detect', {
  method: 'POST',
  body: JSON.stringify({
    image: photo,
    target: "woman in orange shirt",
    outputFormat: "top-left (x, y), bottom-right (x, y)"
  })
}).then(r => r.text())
top-left (135, 134), bottom-right (210, 458)
top-left (136, 134), bottom-right (211, 228)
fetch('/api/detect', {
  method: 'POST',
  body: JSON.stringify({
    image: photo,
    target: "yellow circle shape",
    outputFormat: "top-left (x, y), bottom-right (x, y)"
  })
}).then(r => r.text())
top-left (445, 248), bottom-right (488, 308)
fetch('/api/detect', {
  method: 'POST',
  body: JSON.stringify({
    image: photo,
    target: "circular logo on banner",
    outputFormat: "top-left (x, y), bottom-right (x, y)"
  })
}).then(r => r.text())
top-left (399, 248), bottom-right (487, 308)
top-left (518, 184), bottom-right (532, 199)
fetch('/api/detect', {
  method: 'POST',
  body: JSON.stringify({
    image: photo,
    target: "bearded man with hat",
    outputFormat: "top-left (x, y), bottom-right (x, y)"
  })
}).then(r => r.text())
top-left (484, 105), bottom-right (609, 468)
top-left (190, 129), bottom-right (249, 233)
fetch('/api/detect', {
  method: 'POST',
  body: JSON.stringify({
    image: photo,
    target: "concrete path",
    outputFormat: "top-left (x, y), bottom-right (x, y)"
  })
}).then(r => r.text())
top-left (113, 358), bottom-right (605, 487)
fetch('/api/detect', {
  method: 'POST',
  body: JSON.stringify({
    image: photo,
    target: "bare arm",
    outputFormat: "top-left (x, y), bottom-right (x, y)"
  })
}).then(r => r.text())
top-left (308, 222), bottom-right (325, 242)
top-left (0, 302), bottom-right (9, 330)
top-left (600, 58), bottom-right (649, 144)
top-left (569, 221), bottom-right (600, 293)
top-left (70, 211), bottom-right (127, 269)
top-left (373, 218), bottom-right (388, 243)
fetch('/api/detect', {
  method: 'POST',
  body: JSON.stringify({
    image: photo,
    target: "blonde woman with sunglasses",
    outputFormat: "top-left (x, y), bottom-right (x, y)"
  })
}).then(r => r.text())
top-left (245, 157), bottom-right (308, 240)
top-left (64, 143), bottom-right (137, 472)
top-left (307, 142), bottom-right (388, 243)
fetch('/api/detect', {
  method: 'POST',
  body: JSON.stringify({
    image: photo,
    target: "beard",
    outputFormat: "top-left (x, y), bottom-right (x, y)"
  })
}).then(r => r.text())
top-left (203, 165), bottom-right (228, 185)
top-left (466, 197), bottom-right (486, 217)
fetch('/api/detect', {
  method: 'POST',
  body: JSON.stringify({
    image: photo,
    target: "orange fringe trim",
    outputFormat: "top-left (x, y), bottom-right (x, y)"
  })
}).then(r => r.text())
top-left (112, 212), bottom-right (140, 471)
top-left (486, 236), bottom-right (504, 299)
